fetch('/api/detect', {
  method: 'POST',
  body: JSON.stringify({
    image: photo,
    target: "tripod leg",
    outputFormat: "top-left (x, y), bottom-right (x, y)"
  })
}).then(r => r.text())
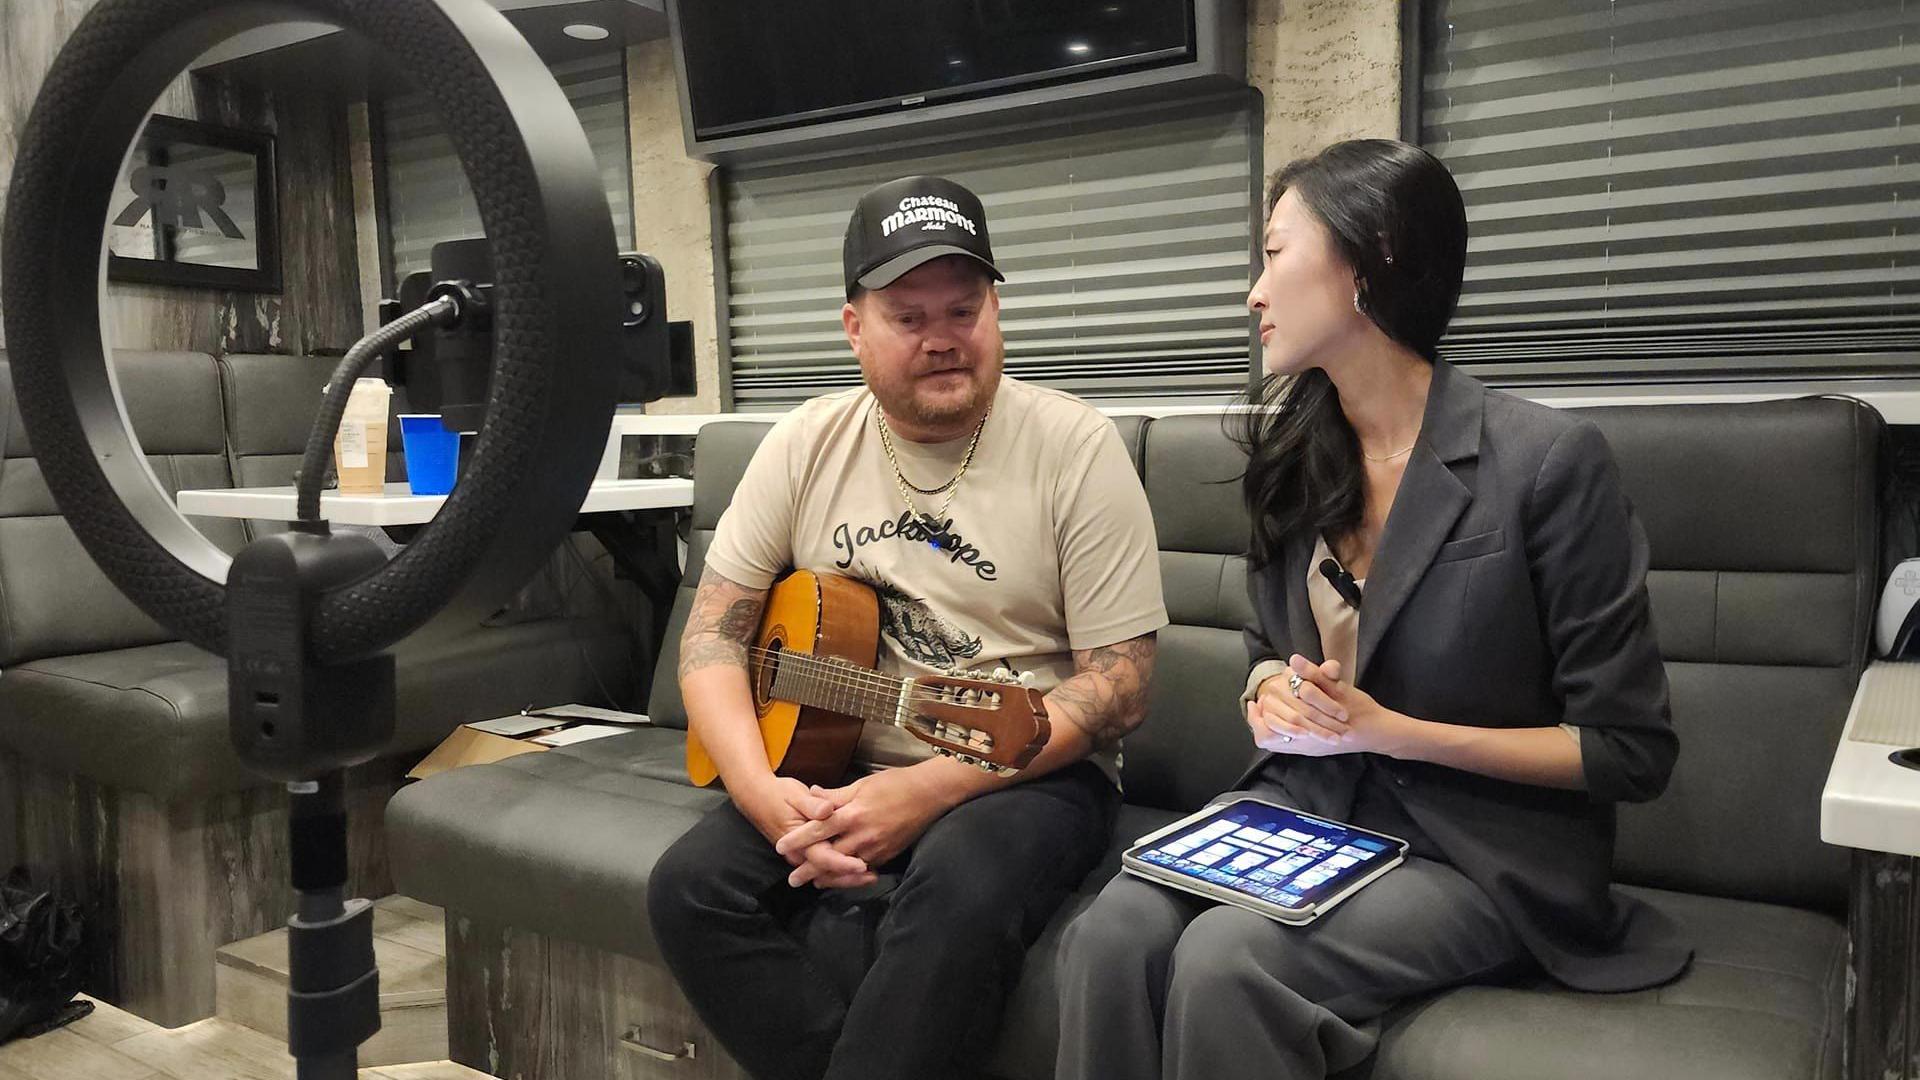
top-left (286, 772), bottom-right (379, 1079)
top-left (298, 1050), bottom-right (360, 1080)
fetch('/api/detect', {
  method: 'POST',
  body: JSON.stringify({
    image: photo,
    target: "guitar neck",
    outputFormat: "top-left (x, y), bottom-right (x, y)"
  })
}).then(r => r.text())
top-left (768, 651), bottom-right (907, 728)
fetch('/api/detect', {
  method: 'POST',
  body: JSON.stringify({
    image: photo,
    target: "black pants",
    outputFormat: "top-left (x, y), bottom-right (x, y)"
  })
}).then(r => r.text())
top-left (647, 761), bottom-right (1118, 1080)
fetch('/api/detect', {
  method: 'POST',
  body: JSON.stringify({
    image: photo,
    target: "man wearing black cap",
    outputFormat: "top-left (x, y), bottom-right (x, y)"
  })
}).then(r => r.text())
top-left (647, 175), bottom-right (1167, 1080)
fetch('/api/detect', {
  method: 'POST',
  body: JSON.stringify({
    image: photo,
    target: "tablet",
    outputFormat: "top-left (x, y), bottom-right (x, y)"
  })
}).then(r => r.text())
top-left (1120, 797), bottom-right (1407, 925)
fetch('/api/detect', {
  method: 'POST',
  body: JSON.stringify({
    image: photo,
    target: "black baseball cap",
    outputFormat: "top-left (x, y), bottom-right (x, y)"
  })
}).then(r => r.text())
top-left (842, 175), bottom-right (1004, 298)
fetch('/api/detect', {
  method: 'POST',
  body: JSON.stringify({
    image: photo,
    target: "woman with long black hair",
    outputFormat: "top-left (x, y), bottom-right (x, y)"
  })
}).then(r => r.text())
top-left (1055, 139), bottom-right (1691, 1080)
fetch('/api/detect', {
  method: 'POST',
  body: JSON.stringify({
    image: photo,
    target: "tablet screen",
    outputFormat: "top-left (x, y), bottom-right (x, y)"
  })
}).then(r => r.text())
top-left (1128, 800), bottom-right (1404, 912)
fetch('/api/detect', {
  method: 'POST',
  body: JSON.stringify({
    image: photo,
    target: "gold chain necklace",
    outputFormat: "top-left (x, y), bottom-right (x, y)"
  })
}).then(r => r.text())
top-left (1361, 442), bottom-right (1416, 462)
top-left (875, 403), bottom-right (991, 546)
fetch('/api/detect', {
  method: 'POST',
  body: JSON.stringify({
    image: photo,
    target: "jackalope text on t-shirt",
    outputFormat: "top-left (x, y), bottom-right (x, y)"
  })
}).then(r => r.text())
top-left (831, 511), bottom-right (997, 581)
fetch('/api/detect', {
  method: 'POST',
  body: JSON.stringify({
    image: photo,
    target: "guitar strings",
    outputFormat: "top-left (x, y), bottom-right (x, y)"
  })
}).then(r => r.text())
top-left (738, 646), bottom-right (1023, 761)
top-left (741, 641), bottom-right (998, 703)
top-left (744, 645), bottom-right (968, 706)
top-left (743, 644), bottom-right (954, 699)
top-left (742, 645), bottom-right (1005, 711)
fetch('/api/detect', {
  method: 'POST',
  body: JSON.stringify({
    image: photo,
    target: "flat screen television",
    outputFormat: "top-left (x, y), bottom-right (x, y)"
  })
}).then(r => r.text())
top-left (665, 0), bottom-right (1244, 161)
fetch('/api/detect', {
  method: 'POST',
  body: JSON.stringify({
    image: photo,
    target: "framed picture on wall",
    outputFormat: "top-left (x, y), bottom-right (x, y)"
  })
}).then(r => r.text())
top-left (106, 115), bottom-right (281, 294)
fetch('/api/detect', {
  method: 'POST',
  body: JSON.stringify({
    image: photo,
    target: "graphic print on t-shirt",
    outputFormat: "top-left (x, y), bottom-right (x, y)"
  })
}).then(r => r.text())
top-left (854, 572), bottom-right (984, 669)
top-left (830, 510), bottom-right (999, 581)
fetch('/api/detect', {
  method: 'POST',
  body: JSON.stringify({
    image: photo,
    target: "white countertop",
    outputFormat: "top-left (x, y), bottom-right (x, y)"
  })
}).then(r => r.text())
top-left (177, 478), bottom-right (693, 527)
top-left (1821, 660), bottom-right (1920, 857)
top-left (617, 378), bottom-right (1920, 435)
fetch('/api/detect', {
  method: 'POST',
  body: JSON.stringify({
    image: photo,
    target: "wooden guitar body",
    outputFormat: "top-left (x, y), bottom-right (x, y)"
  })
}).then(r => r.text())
top-left (685, 571), bottom-right (1048, 788)
top-left (686, 570), bottom-right (877, 787)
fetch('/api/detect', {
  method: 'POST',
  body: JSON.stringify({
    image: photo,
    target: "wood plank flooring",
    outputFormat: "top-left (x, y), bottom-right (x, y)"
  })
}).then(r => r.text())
top-left (213, 896), bottom-right (448, 1066)
top-left (0, 896), bottom-right (482, 1080)
top-left (0, 999), bottom-right (490, 1080)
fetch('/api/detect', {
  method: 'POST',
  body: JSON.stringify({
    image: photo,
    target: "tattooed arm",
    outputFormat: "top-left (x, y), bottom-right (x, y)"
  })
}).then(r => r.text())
top-left (678, 567), bottom-right (771, 789)
top-left (1048, 634), bottom-right (1159, 754)
top-left (678, 568), bottom-right (839, 846)
top-left (677, 567), bottom-right (766, 682)
top-left (906, 632), bottom-right (1159, 808)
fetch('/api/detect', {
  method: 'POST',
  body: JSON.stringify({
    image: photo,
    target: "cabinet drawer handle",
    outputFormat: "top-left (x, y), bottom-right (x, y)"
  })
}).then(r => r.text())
top-left (620, 1027), bottom-right (697, 1062)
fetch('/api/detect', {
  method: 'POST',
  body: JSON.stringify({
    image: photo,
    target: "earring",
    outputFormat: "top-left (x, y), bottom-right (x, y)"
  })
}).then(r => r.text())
top-left (1353, 290), bottom-right (1362, 314)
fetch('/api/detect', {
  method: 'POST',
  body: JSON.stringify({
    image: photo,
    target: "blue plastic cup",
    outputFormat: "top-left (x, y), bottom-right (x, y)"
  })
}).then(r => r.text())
top-left (399, 414), bottom-right (461, 496)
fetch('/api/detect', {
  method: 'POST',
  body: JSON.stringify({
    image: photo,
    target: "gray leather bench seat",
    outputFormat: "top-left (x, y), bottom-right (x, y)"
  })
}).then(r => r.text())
top-left (996, 882), bottom-right (1842, 1080)
top-left (388, 398), bottom-right (1873, 1080)
top-left (387, 725), bottom-right (1843, 1080)
top-left (0, 351), bottom-right (637, 802)
top-left (0, 622), bottom-right (631, 801)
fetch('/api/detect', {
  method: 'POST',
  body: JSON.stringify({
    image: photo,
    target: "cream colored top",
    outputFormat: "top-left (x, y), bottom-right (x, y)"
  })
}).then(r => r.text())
top-left (1306, 534), bottom-right (1362, 678)
top-left (1241, 535), bottom-right (1581, 753)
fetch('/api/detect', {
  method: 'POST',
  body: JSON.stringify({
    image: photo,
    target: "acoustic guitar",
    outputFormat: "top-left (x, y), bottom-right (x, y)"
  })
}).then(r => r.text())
top-left (684, 570), bottom-right (1051, 787)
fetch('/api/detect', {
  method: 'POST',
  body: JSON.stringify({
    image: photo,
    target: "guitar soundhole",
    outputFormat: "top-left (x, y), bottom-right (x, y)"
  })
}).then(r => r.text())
top-left (753, 637), bottom-right (785, 707)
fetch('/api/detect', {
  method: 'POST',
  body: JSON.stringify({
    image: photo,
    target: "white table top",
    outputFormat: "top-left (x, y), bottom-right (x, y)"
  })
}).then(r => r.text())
top-left (176, 478), bottom-right (694, 527)
top-left (618, 378), bottom-right (1920, 430)
top-left (1821, 660), bottom-right (1920, 857)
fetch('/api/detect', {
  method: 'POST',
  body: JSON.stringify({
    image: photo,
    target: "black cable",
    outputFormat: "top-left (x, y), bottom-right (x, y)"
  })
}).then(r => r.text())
top-left (476, 540), bottom-right (623, 707)
top-left (558, 539), bottom-right (626, 707)
top-left (295, 296), bottom-right (459, 524)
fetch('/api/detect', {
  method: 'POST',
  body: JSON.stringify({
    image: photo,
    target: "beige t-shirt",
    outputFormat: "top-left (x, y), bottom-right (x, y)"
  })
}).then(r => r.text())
top-left (703, 376), bottom-right (1168, 782)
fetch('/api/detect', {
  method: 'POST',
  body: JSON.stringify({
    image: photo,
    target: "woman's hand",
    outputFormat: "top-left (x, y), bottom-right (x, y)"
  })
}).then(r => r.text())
top-left (1247, 654), bottom-right (1407, 756)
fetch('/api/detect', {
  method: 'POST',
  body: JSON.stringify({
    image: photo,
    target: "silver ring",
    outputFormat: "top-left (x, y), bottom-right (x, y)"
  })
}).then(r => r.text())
top-left (1278, 734), bottom-right (1293, 743)
top-left (1287, 672), bottom-right (1304, 697)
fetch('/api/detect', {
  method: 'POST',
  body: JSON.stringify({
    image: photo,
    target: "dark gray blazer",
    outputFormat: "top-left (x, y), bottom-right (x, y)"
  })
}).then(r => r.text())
top-left (1239, 359), bottom-right (1692, 993)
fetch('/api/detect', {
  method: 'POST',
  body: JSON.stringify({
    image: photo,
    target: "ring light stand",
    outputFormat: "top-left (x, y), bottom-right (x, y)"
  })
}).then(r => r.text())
top-left (2, 1), bottom-right (625, 1075)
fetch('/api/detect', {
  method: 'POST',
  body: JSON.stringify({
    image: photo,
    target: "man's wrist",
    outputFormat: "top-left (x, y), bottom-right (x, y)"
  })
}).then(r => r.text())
top-left (909, 757), bottom-right (997, 809)
top-left (725, 766), bottom-right (782, 815)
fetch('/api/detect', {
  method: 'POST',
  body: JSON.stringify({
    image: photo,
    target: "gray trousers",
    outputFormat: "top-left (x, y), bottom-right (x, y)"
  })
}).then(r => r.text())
top-left (1056, 789), bottom-right (1531, 1079)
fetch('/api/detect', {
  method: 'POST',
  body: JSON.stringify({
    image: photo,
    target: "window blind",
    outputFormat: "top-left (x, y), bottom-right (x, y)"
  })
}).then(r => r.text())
top-left (1419, 0), bottom-right (1919, 379)
top-left (381, 52), bottom-right (635, 280)
top-left (721, 95), bottom-right (1260, 410)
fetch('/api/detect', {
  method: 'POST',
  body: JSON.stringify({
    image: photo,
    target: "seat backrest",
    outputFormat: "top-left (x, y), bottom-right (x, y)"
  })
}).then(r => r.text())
top-left (1122, 414), bottom-right (1259, 810)
top-left (218, 354), bottom-right (410, 539)
top-left (649, 398), bottom-right (1878, 916)
top-left (219, 353), bottom-right (633, 636)
top-left (1589, 396), bottom-right (1879, 914)
top-left (1109, 413), bottom-right (1148, 474)
top-left (0, 351), bottom-right (243, 665)
top-left (648, 421), bottom-right (774, 729)
top-left (1124, 398), bottom-right (1877, 912)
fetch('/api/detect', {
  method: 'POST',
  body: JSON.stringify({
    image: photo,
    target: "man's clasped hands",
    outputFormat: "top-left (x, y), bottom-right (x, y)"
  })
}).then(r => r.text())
top-left (739, 765), bottom-right (955, 889)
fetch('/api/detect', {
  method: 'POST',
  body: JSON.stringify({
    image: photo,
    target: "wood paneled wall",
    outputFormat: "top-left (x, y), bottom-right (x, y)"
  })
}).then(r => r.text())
top-left (446, 916), bottom-right (751, 1080)
top-left (0, 0), bottom-right (363, 356)
top-left (1851, 850), bottom-right (1920, 1080)
top-left (0, 748), bottom-right (403, 1029)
